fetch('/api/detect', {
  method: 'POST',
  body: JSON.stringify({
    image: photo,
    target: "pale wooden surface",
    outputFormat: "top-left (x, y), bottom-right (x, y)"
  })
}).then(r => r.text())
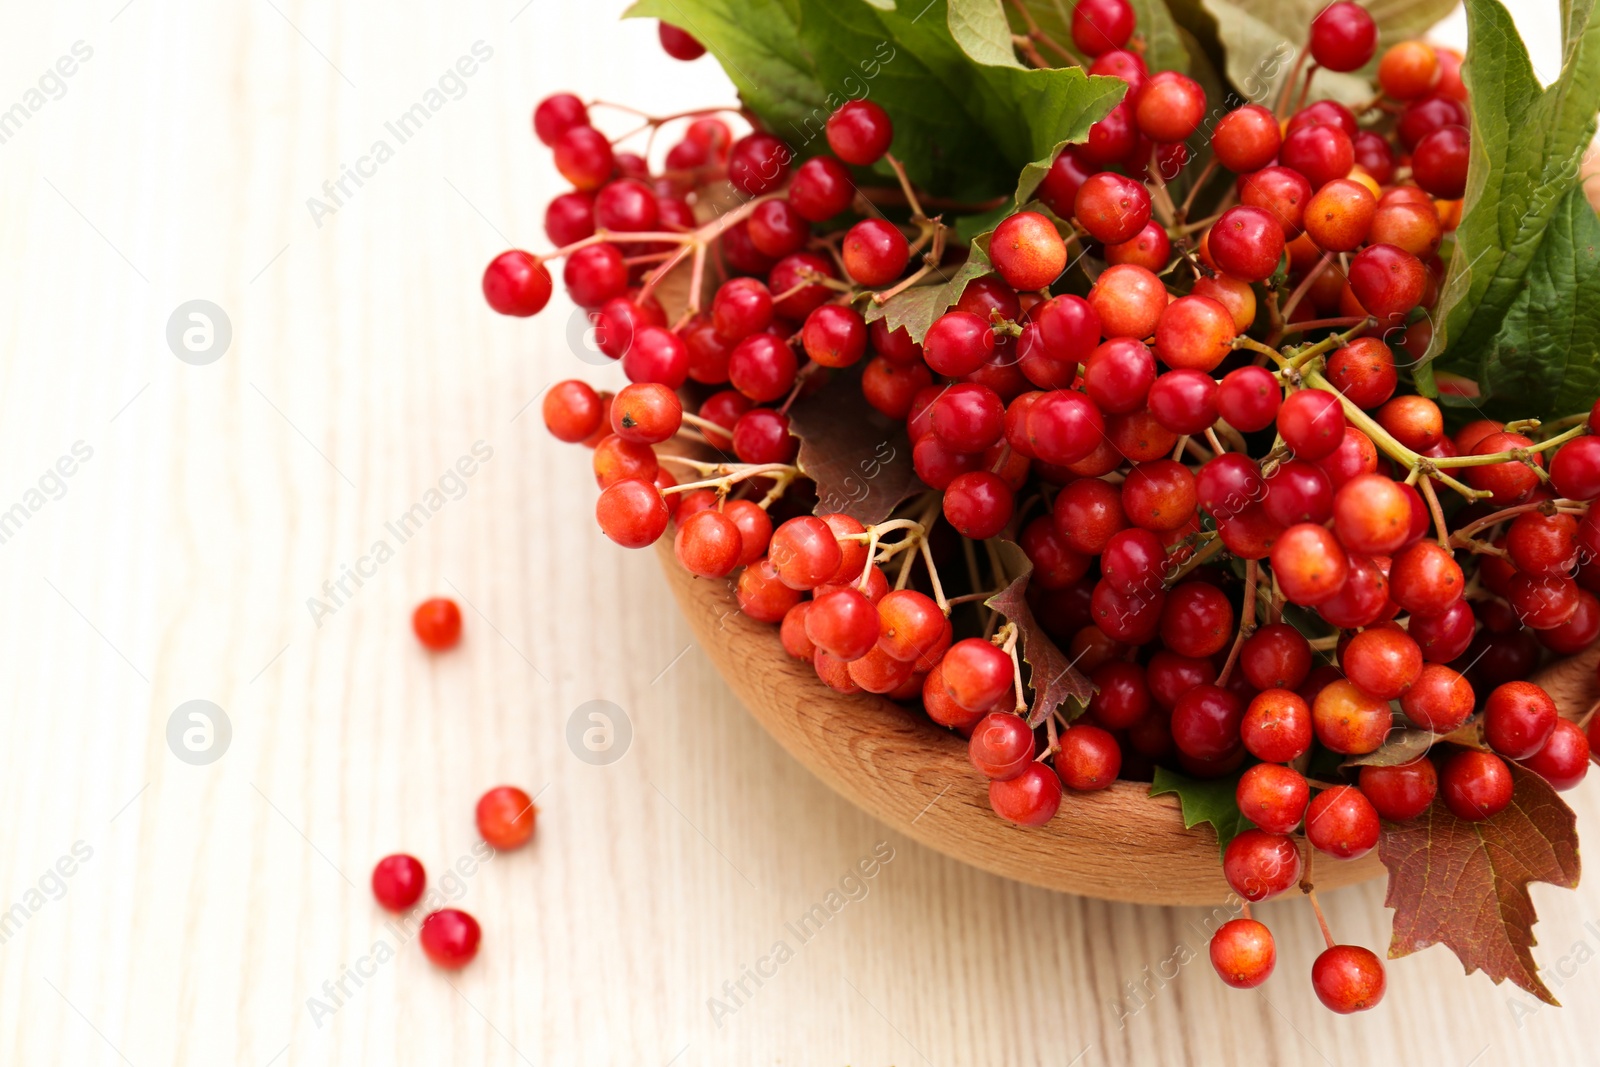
top-left (1, 2), bottom-right (1596, 1065)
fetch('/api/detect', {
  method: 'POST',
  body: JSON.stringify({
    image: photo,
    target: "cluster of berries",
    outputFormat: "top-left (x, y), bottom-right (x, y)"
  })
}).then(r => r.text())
top-left (496, 2), bottom-right (1599, 1013)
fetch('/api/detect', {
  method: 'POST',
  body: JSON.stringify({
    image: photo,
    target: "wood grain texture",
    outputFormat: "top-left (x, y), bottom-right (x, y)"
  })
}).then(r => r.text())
top-left (0, 2), bottom-right (1598, 1065)
top-left (655, 539), bottom-right (1386, 905)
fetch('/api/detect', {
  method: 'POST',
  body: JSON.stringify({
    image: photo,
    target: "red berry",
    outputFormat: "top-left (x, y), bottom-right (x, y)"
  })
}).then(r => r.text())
top-left (1213, 105), bottom-right (1282, 173)
top-left (1484, 681), bottom-right (1558, 760)
top-left (1440, 750), bottom-right (1514, 820)
top-left (1271, 523), bottom-right (1349, 605)
top-left (1071, 0), bottom-right (1135, 55)
top-left (969, 712), bottom-right (1035, 779)
top-left (991, 211), bottom-right (1068, 290)
top-left (371, 854), bottom-right (426, 911)
top-left (1413, 124), bottom-right (1470, 199)
top-left (1550, 435), bottom-right (1600, 499)
top-left (543, 380), bottom-right (604, 444)
top-left (420, 908), bottom-right (482, 969)
top-left (728, 133), bottom-right (792, 196)
top-left (1311, 679), bottom-right (1390, 755)
top-left (1223, 829), bottom-right (1302, 901)
top-left (1521, 719), bottom-right (1590, 791)
top-left (801, 305), bottom-right (867, 368)
top-left (483, 251), bottom-right (553, 316)
top-left (1056, 723), bottom-right (1122, 790)
top-left (944, 638), bottom-right (1014, 712)
top-left (1237, 763), bottom-right (1310, 834)
top-left (1171, 684), bottom-right (1244, 762)
top-left (476, 785), bottom-right (537, 849)
top-left (1155, 296), bottom-right (1236, 372)
top-left (843, 218), bottom-right (910, 287)
top-left (675, 509), bottom-right (744, 579)
top-left (553, 125), bottom-right (614, 191)
top-left (1277, 389), bottom-right (1346, 461)
top-left (989, 763), bottom-right (1063, 826)
top-left (1349, 244), bottom-right (1427, 320)
top-left (1135, 71), bottom-right (1206, 143)
top-left (1209, 206), bottom-right (1286, 283)
top-left (657, 21), bottom-right (706, 60)
top-left (1074, 172), bottom-right (1152, 245)
top-left (1211, 919), bottom-right (1276, 988)
top-left (1216, 366), bottom-right (1281, 432)
top-left (1305, 785), bottom-right (1379, 858)
top-left (943, 470), bottom-right (1015, 540)
top-left (1359, 759), bottom-right (1439, 821)
top-left (412, 597), bottom-right (462, 650)
top-left (1312, 945), bottom-right (1385, 1013)
top-left (1279, 123), bottom-right (1353, 190)
top-left (1310, 1), bottom-right (1378, 71)
top-left (827, 100), bottom-right (894, 166)
top-left (1241, 688), bottom-right (1313, 762)
top-left (610, 382), bottom-right (682, 444)
top-left (789, 156), bottom-right (856, 221)
top-left (533, 92), bottom-right (587, 146)
top-left (1341, 626), bottom-right (1421, 701)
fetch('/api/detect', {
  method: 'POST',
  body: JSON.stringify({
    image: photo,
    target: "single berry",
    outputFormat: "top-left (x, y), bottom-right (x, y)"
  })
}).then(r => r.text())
top-left (413, 598), bottom-right (462, 650)
top-left (476, 785), bottom-right (538, 849)
top-left (371, 854), bottom-right (426, 911)
top-left (420, 909), bottom-right (482, 969)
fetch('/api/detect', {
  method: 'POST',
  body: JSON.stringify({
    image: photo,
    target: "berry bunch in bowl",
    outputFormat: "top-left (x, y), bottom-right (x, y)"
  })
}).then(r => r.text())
top-left (488, 0), bottom-right (1600, 1015)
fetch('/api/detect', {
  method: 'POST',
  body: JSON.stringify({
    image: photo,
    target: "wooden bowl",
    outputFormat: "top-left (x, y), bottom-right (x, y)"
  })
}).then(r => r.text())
top-left (657, 541), bottom-right (1388, 905)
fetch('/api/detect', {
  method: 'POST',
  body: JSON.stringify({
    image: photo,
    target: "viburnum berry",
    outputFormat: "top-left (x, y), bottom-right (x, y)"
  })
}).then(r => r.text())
top-left (946, 640), bottom-right (1015, 713)
top-left (990, 211), bottom-right (1068, 290)
top-left (1264, 459), bottom-right (1333, 527)
top-left (1312, 945), bottom-right (1385, 1014)
top-left (1522, 720), bottom-right (1591, 791)
top-left (1209, 206), bottom-right (1286, 283)
top-left (1071, 0), bottom-right (1134, 56)
top-left (769, 516), bottom-right (843, 590)
top-left (1305, 785), bottom-right (1380, 859)
top-left (1272, 523), bottom-right (1349, 605)
top-left (413, 597), bottom-right (463, 650)
top-left (597, 478), bottom-right (670, 548)
top-left (675, 509), bottom-right (744, 578)
top-left (826, 99), bottom-right (894, 166)
top-left (1239, 166), bottom-right (1313, 239)
top-left (610, 382), bottom-right (682, 445)
top-left (1135, 71), bottom-right (1206, 143)
top-left (1213, 104), bottom-right (1282, 173)
top-left (1379, 40), bottom-right (1440, 100)
top-left (1146, 369), bottom-right (1218, 435)
top-left (1280, 123), bottom-right (1354, 190)
top-left (1439, 749), bottom-right (1514, 821)
top-left (1087, 264), bottom-right (1167, 340)
top-left (944, 470), bottom-right (1015, 539)
top-left (806, 587), bottom-right (882, 662)
top-left (420, 909), bottom-right (482, 969)
top-left (1241, 688), bottom-right (1313, 762)
top-left (1237, 763), bottom-right (1310, 834)
top-left (843, 218), bottom-right (910, 287)
top-left (371, 854), bottom-right (426, 911)
top-left (989, 763), bottom-right (1062, 826)
top-left (553, 125), bottom-right (614, 190)
top-left (533, 92), bottom-right (587, 146)
top-left (1550, 435), bottom-right (1600, 499)
top-left (1311, 679), bottom-right (1390, 755)
top-left (1056, 723), bottom-right (1121, 790)
top-left (1083, 339), bottom-right (1157, 415)
top-left (483, 251), bottom-right (553, 317)
top-left (1216, 366), bottom-right (1281, 432)
top-left (1277, 389), bottom-right (1346, 461)
top-left (1348, 243), bottom-right (1427, 320)
top-left (1358, 760), bottom-right (1439, 821)
top-left (1399, 663), bottom-right (1475, 732)
top-left (1325, 338), bottom-right (1397, 409)
top-left (1222, 828), bottom-right (1302, 902)
top-left (1310, 1), bottom-right (1378, 71)
top-left (1155, 296), bottom-right (1236, 372)
top-left (1211, 919), bottom-right (1276, 989)
top-left (727, 132), bottom-right (792, 196)
top-left (1171, 684), bottom-right (1244, 762)
top-left (1105, 221), bottom-right (1171, 271)
top-left (476, 785), bottom-right (537, 849)
top-left (1074, 173), bottom-right (1152, 246)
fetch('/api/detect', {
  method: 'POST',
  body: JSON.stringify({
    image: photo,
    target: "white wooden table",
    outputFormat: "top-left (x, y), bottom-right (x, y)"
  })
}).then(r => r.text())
top-left (0, 1), bottom-right (1592, 1063)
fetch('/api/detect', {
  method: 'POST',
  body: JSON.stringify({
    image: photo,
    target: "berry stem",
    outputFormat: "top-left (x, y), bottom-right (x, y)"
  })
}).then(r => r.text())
top-left (655, 459), bottom-right (798, 494)
top-left (1277, 254), bottom-right (1333, 331)
top-left (1005, 0), bottom-right (1081, 66)
top-left (1176, 158), bottom-right (1221, 226)
top-left (1215, 561), bottom-right (1259, 686)
top-left (1449, 498), bottom-right (1589, 546)
top-left (1305, 887), bottom-right (1338, 952)
top-left (872, 263), bottom-right (936, 304)
top-left (1430, 423), bottom-right (1588, 468)
top-left (638, 194), bottom-right (781, 309)
top-left (881, 152), bottom-right (927, 221)
top-left (1274, 48), bottom-right (1310, 119)
top-left (1164, 532), bottom-right (1225, 587)
top-left (1286, 318), bottom-right (1373, 369)
top-left (1276, 315), bottom-right (1368, 337)
top-left (993, 622), bottom-right (1029, 717)
top-left (1418, 471), bottom-right (1450, 546)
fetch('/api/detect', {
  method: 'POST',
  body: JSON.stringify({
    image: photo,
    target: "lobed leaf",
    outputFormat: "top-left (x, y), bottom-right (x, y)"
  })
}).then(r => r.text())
top-left (788, 367), bottom-right (922, 525)
top-left (1149, 766), bottom-right (1254, 859)
top-left (864, 244), bottom-right (995, 342)
top-left (985, 541), bottom-right (1095, 727)
top-left (1424, 0), bottom-right (1600, 414)
top-left (1381, 759), bottom-right (1582, 1005)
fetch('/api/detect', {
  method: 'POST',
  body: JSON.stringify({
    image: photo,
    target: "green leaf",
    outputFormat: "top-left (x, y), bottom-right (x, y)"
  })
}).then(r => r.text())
top-left (1150, 766), bottom-right (1254, 859)
top-left (1424, 0), bottom-right (1600, 416)
top-left (622, 0), bottom-right (830, 137)
top-left (947, 0), bottom-right (1023, 67)
top-left (864, 244), bottom-right (994, 342)
top-left (796, 0), bottom-right (1125, 201)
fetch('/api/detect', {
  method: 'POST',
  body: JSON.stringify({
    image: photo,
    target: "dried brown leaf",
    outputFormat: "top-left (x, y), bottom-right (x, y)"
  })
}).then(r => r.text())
top-left (986, 541), bottom-right (1095, 727)
top-left (1381, 759), bottom-right (1582, 1005)
top-left (788, 368), bottom-right (921, 525)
